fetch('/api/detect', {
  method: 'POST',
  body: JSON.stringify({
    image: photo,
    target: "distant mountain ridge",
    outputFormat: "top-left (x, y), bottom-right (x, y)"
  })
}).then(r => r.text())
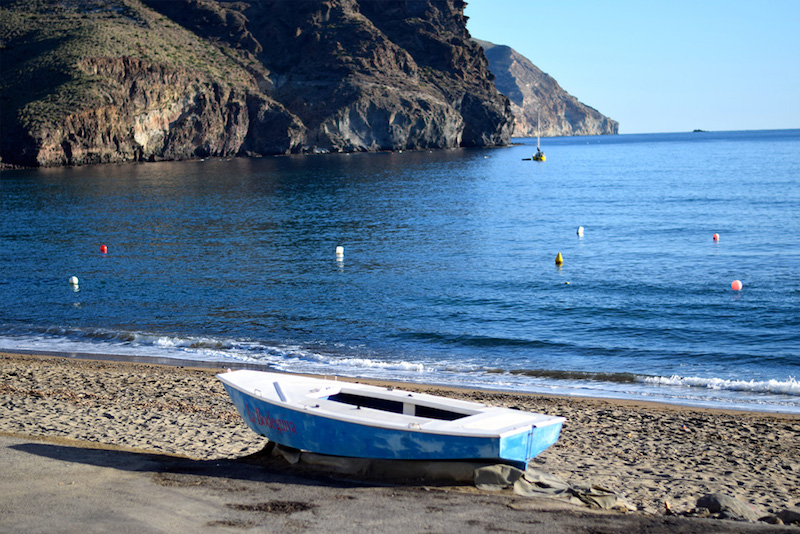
top-left (475, 39), bottom-right (618, 137)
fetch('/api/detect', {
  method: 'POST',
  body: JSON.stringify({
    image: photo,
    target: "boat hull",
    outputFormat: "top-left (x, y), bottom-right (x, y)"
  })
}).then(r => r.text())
top-left (220, 377), bottom-right (563, 469)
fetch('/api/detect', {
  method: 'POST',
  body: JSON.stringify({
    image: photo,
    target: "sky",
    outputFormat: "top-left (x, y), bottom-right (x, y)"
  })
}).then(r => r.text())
top-left (464, 0), bottom-right (800, 134)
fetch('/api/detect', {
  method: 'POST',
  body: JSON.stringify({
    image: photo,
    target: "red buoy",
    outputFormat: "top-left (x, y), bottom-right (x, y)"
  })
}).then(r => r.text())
top-left (100, 245), bottom-right (108, 254)
top-left (731, 280), bottom-right (743, 291)
top-left (712, 233), bottom-right (719, 242)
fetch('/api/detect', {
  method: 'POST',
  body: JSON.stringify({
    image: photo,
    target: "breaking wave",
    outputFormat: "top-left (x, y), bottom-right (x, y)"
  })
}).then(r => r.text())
top-left (642, 375), bottom-right (800, 396)
top-left (1, 325), bottom-right (798, 412)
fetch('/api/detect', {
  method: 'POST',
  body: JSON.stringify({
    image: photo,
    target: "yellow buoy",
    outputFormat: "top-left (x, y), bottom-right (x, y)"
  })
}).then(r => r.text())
top-left (555, 252), bottom-right (563, 265)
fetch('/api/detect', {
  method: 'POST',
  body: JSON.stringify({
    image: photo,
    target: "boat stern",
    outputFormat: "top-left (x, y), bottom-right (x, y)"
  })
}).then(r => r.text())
top-left (499, 416), bottom-right (564, 469)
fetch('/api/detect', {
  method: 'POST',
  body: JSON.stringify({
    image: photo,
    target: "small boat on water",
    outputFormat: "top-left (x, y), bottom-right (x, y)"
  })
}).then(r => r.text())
top-left (218, 370), bottom-right (565, 469)
top-left (533, 110), bottom-right (546, 161)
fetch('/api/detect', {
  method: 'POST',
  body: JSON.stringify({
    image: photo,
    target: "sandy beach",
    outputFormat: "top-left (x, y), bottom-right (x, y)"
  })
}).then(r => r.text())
top-left (1, 351), bottom-right (798, 532)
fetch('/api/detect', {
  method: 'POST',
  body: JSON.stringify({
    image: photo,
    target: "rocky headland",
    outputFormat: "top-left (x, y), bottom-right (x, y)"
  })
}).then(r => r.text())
top-left (0, 0), bottom-right (512, 167)
top-left (476, 39), bottom-right (618, 137)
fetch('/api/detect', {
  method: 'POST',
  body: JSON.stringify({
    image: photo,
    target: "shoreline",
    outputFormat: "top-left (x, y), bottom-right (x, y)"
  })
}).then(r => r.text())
top-left (3, 348), bottom-right (796, 418)
top-left (2, 350), bottom-right (799, 527)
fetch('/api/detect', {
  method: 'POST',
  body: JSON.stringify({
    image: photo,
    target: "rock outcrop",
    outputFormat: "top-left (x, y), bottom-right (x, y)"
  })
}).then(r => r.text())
top-left (475, 39), bottom-right (618, 137)
top-left (0, 0), bottom-right (511, 167)
top-left (33, 57), bottom-right (304, 166)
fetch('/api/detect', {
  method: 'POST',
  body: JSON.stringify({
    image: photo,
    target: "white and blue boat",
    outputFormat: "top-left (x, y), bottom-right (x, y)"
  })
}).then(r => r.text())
top-left (218, 370), bottom-right (565, 469)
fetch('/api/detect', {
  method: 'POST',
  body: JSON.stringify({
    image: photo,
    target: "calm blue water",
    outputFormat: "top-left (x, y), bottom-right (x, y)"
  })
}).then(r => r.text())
top-left (2, 130), bottom-right (799, 412)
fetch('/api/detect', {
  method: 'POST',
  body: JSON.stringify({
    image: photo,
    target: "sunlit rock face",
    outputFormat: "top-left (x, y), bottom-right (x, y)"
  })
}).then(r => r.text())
top-left (0, 0), bottom-right (512, 167)
top-left (475, 39), bottom-right (618, 137)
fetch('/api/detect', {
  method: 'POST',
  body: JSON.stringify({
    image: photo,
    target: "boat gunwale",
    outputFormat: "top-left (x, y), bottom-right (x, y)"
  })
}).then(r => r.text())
top-left (217, 371), bottom-right (565, 439)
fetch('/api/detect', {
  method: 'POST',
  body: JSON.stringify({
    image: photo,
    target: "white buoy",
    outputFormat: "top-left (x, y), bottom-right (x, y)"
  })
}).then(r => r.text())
top-left (69, 276), bottom-right (79, 285)
top-left (335, 245), bottom-right (344, 257)
top-left (577, 226), bottom-right (584, 236)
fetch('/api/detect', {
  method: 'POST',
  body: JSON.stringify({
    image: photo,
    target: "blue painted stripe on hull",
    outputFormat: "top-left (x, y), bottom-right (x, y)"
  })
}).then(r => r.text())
top-left (223, 384), bottom-right (562, 467)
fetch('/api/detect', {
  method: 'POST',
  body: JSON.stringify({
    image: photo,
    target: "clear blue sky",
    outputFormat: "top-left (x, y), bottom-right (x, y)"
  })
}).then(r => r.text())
top-left (464, 0), bottom-right (800, 134)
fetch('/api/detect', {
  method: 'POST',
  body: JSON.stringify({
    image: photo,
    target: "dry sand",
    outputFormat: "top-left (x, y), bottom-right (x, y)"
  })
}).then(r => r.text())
top-left (2, 351), bottom-right (799, 532)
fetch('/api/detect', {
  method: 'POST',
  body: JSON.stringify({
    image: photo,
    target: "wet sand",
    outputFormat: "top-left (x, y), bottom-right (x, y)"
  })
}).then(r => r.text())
top-left (1, 351), bottom-right (798, 532)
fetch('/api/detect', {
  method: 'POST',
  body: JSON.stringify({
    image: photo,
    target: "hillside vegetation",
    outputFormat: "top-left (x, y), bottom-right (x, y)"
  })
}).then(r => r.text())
top-left (1, 0), bottom-right (511, 167)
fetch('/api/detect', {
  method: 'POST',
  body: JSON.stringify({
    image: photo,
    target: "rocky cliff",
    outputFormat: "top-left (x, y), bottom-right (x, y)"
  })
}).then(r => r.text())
top-left (475, 39), bottom-right (618, 137)
top-left (0, 0), bottom-right (512, 167)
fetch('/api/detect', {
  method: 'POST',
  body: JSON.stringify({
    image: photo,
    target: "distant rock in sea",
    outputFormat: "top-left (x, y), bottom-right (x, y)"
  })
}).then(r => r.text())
top-left (0, 0), bottom-right (512, 167)
top-left (474, 39), bottom-right (618, 137)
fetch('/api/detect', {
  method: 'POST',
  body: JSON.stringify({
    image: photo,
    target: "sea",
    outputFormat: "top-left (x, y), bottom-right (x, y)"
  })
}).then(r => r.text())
top-left (2, 129), bottom-right (799, 413)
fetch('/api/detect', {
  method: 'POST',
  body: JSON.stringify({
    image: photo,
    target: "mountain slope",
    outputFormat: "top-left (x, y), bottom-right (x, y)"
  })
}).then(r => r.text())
top-left (475, 39), bottom-right (618, 137)
top-left (0, 0), bottom-right (512, 167)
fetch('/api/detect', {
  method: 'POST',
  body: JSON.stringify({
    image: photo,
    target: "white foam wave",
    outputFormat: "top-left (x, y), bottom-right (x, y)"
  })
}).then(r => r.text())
top-left (642, 375), bottom-right (800, 396)
top-left (0, 327), bottom-right (434, 376)
top-left (336, 357), bottom-right (427, 372)
top-left (3, 327), bottom-right (800, 413)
